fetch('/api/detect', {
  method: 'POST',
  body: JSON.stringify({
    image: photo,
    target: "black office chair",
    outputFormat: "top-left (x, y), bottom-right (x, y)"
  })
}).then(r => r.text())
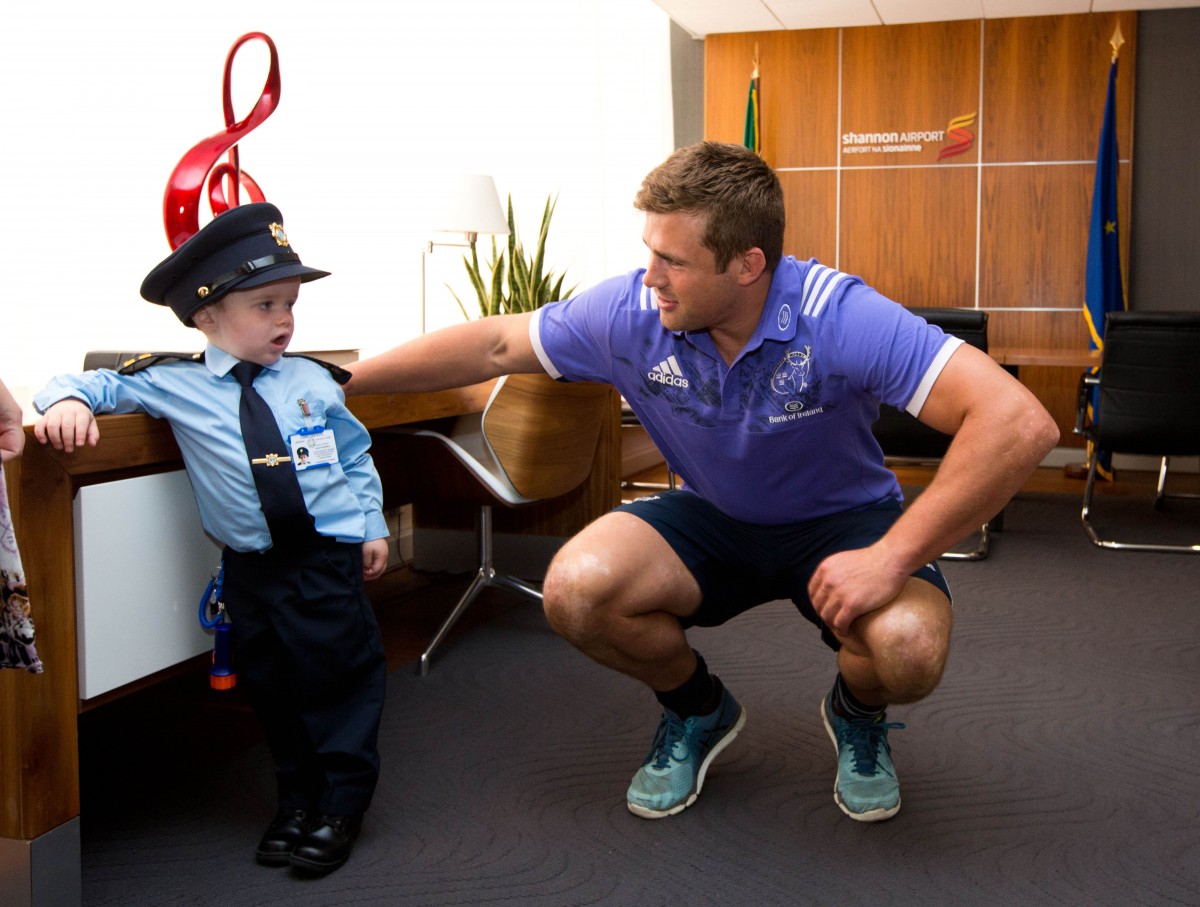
top-left (1074, 311), bottom-right (1200, 553)
top-left (872, 306), bottom-right (995, 561)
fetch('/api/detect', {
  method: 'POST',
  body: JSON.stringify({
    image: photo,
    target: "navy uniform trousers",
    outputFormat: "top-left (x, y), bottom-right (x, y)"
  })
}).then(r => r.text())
top-left (221, 532), bottom-right (387, 818)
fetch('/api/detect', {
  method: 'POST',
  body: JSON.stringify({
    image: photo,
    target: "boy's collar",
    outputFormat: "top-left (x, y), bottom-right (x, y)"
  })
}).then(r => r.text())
top-left (205, 343), bottom-right (284, 376)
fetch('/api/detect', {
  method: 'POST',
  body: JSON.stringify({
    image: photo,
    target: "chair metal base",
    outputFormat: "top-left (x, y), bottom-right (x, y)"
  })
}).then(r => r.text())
top-left (620, 471), bottom-right (677, 494)
top-left (938, 522), bottom-right (991, 561)
top-left (1081, 455), bottom-right (1200, 554)
top-left (888, 456), bottom-right (996, 561)
top-left (419, 504), bottom-right (544, 675)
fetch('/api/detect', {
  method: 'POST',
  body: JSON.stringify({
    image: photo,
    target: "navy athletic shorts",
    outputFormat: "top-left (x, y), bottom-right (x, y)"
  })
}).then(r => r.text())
top-left (615, 490), bottom-right (951, 651)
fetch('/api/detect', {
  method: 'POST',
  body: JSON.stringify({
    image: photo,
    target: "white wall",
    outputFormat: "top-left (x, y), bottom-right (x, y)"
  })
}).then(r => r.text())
top-left (0, 0), bottom-right (674, 410)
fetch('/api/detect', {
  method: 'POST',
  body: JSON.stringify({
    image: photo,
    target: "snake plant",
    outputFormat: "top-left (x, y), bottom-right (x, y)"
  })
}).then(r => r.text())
top-left (452, 195), bottom-right (575, 319)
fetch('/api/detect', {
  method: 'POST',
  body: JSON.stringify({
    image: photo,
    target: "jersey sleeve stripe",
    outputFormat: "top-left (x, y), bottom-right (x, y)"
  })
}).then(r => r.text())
top-left (801, 265), bottom-right (849, 317)
top-left (905, 336), bottom-right (964, 416)
top-left (529, 308), bottom-right (563, 379)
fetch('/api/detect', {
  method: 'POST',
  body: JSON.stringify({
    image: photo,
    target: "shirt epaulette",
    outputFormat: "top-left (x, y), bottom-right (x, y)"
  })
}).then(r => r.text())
top-left (116, 351), bottom-right (206, 375)
top-left (283, 353), bottom-right (352, 386)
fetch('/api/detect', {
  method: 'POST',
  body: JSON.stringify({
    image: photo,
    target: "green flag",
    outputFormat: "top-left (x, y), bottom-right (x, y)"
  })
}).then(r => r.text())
top-left (743, 65), bottom-right (759, 154)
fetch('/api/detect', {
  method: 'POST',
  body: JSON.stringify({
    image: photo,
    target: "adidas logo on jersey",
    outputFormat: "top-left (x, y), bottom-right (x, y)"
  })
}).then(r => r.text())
top-left (647, 355), bottom-right (689, 388)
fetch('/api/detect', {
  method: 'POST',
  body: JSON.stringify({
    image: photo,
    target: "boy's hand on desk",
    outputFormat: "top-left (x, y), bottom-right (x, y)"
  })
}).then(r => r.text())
top-left (34, 399), bottom-right (99, 453)
top-left (362, 538), bottom-right (389, 581)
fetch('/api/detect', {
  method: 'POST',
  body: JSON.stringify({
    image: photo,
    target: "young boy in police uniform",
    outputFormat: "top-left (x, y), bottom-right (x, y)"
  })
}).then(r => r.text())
top-left (34, 202), bottom-right (389, 876)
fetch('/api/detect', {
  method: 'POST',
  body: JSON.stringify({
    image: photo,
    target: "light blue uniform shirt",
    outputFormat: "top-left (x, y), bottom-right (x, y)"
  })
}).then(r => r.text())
top-left (531, 257), bottom-right (961, 525)
top-left (34, 344), bottom-right (388, 553)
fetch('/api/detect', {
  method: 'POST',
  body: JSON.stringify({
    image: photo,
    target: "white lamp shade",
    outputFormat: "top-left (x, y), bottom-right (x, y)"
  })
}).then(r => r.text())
top-left (431, 174), bottom-right (510, 237)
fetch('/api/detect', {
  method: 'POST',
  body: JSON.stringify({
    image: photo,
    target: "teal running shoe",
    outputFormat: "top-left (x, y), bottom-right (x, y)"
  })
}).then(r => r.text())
top-left (627, 677), bottom-right (745, 819)
top-left (821, 691), bottom-right (904, 821)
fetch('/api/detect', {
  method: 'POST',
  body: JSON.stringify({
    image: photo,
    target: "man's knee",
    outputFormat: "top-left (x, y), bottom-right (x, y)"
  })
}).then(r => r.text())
top-left (883, 615), bottom-right (951, 701)
top-left (542, 511), bottom-right (699, 647)
top-left (852, 591), bottom-right (952, 703)
top-left (541, 547), bottom-right (612, 643)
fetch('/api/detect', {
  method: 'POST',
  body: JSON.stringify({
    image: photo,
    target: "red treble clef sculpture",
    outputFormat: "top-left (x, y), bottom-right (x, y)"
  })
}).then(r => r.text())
top-left (162, 32), bottom-right (281, 249)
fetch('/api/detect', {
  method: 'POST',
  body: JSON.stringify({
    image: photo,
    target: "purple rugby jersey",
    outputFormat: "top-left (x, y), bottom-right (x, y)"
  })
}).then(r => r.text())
top-left (530, 257), bottom-right (961, 525)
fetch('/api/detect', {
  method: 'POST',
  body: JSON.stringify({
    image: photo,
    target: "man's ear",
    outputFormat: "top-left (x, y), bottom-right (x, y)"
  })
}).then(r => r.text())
top-left (737, 247), bottom-right (768, 286)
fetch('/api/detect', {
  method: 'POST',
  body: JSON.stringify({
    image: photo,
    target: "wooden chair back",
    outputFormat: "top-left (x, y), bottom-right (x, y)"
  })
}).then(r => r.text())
top-left (483, 373), bottom-right (613, 501)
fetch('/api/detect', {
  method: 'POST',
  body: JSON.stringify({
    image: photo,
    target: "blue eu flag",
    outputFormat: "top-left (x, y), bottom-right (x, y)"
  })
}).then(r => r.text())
top-left (1083, 57), bottom-right (1126, 477)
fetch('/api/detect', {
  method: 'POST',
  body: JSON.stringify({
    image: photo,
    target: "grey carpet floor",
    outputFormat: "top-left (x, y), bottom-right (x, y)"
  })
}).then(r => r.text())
top-left (80, 491), bottom-right (1200, 906)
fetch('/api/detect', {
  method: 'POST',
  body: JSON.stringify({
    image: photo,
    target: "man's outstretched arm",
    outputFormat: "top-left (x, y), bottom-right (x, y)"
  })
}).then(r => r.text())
top-left (343, 312), bottom-right (542, 396)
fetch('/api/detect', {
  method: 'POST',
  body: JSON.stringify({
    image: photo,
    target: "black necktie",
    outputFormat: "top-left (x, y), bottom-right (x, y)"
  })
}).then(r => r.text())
top-left (232, 360), bottom-right (313, 539)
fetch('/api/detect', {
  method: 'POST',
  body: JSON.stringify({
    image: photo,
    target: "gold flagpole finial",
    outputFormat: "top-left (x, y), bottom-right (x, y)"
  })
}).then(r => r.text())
top-left (753, 42), bottom-right (760, 78)
top-left (1109, 23), bottom-right (1124, 62)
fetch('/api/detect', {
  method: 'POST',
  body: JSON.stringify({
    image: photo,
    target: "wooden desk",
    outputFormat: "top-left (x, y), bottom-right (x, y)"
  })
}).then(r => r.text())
top-left (990, 346), bottom-right (1100, 369)
top-left (0, 382), bottom-right (620, 905)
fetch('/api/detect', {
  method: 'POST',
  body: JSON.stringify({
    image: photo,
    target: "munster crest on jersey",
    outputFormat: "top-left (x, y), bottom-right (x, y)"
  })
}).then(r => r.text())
top-left (771, 346), bottom-right (817, 413)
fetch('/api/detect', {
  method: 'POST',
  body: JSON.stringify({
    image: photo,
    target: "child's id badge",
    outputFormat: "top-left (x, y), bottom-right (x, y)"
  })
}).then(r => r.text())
top-left (289, 426), bottom-right (337, 471)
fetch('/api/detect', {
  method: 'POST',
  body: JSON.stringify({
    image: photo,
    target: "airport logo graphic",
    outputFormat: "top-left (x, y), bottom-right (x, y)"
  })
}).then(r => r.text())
top-left (841, 111), bottom-right (976, 159)
top-left (938, 111), bottom-right (977, 160)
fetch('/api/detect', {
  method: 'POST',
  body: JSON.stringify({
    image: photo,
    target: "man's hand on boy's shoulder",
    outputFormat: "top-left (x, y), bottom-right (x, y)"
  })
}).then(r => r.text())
top-left (34, 398), bottom-right (100, 453)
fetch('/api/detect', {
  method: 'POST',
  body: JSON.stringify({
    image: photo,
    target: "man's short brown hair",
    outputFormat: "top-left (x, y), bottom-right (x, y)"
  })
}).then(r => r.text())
top-left (634, 141), bottom-right (785, 273)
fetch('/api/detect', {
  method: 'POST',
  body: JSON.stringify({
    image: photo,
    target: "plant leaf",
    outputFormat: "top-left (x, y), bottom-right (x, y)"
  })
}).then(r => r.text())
top-left (450, 192), bottom-right (571, 318)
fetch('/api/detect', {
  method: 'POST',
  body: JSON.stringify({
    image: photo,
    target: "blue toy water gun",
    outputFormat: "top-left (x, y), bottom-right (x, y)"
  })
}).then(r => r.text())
top-left (198, 563), bottom-right (236, 691)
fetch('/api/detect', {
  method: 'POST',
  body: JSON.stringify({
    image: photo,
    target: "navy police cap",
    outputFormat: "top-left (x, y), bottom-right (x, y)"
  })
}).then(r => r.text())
top-left (140, 202), bottom-right (330, 325)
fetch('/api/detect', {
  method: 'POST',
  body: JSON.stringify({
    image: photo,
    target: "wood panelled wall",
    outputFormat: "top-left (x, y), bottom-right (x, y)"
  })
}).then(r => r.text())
top-left (704, 12), bottom-right (1136, 445)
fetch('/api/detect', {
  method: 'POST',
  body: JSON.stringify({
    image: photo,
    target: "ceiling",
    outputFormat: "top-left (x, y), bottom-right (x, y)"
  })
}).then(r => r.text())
top-left (652, 0), bottom-right (1200, 37)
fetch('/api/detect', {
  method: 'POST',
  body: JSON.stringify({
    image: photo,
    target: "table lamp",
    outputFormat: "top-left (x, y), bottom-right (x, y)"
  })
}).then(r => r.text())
top-left (421, 174), bottom-right (509, 332)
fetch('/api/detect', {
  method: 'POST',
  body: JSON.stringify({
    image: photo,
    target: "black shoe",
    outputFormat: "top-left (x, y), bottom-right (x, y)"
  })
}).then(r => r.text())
top-left (256, 808), bottom-right (318, 866)
top-left (289, 814), bottom-right (362, 875)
